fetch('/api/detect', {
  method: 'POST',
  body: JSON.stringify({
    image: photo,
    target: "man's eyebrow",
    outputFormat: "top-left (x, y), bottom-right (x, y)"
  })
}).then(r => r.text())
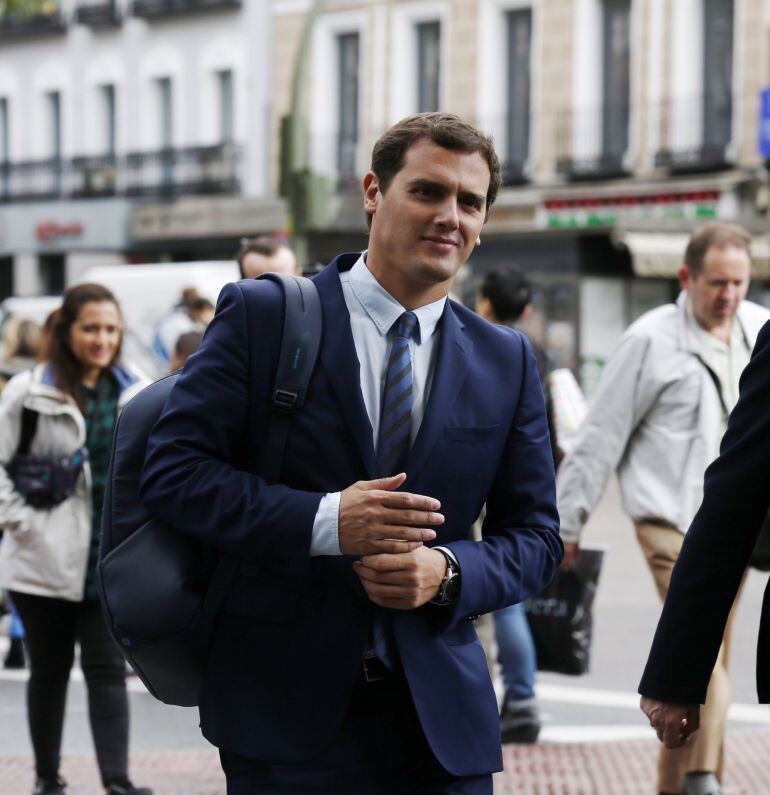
top-left (408, 178), bottom-right (445, 191)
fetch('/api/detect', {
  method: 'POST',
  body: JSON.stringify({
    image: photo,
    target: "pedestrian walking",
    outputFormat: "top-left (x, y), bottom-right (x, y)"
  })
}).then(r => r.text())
top-left (0, 283), bottom-right (152, 795)
top-left (556, 223), bottom-right (769, 795)
top-left (475, 268), bottom-right (553, 743)
top-left (140, 112), bottom-right (562, 794)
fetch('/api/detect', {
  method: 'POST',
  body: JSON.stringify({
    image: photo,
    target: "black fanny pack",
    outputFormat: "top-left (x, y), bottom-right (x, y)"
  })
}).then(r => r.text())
top-left (8, 408), bottom-right (85, 509)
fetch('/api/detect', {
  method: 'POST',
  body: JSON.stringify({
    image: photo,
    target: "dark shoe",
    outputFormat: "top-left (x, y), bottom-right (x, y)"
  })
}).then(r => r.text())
top-left (681, 772), bottom-right (724, 795)
top-left (33, 777), bottom-right (66, 795)
top-left (500, 697), bottom-right (541, 744)
top-left (105, 783), bottom-right (154, 795)
top-left (4, 637), bottom-right (25, 669)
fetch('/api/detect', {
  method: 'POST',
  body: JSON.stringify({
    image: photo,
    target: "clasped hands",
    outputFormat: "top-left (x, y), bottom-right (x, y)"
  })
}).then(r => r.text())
top-left (639, 696), bottom-right (700, 749)
top-left (339, 473), bottom-right (448, 610)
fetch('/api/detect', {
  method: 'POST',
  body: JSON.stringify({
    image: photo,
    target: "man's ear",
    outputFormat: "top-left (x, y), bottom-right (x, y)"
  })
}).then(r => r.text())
top-left (363, 172), bottom-right (380, 219)
top-left (678, 264), bottom-right (692, 292)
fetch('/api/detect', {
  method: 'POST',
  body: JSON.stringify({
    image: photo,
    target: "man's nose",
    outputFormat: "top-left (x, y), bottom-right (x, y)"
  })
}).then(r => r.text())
top-left (435, 197), bottom-right (459, 229)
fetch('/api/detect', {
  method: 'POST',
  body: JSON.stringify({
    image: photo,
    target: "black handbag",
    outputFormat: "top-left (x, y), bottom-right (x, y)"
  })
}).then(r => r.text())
top-left (8, 408), bottom-right (85, 509)
top-left (524, 544), bottom-right (606, 675)
top-left (97, 274), bottom-right (322, 707)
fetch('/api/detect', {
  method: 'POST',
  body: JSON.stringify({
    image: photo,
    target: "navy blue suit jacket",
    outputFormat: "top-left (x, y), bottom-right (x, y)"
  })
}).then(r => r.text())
top-left (140, 254), bottom-right (562, 776)
top-left (639, 320), bottom-right (770, 705)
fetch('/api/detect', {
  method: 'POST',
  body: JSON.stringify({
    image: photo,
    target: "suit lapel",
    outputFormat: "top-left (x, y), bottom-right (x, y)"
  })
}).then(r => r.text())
top-left (314, 261), bottom-right (378, 479)
top-left (406, 302), bottom-right (471, 479)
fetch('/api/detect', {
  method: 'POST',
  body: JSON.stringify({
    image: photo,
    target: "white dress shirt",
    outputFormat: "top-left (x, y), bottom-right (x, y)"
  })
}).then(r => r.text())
top-left (310, 253), bottom-right (446, 556)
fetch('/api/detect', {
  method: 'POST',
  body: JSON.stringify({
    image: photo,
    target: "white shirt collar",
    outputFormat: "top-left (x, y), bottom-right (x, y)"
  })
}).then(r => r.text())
top-left (345, 252), bottom-right (446, 344)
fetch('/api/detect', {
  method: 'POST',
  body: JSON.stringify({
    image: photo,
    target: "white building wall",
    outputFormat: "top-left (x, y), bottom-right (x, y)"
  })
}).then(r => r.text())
top-left (0, 1), bottom-right (272, 196)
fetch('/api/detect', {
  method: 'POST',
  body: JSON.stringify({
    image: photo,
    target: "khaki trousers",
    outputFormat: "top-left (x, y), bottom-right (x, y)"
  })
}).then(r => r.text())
top-left (635, 522), bottom-right (743, 795)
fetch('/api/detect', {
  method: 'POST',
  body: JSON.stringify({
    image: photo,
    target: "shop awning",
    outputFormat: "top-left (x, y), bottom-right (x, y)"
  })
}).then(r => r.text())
top-left (616, 231), bottom-right (770, 279)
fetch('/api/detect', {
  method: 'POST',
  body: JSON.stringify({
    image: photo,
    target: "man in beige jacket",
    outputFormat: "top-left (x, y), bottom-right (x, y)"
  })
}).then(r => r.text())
top-left (556, 222), bottom-right (769, 795)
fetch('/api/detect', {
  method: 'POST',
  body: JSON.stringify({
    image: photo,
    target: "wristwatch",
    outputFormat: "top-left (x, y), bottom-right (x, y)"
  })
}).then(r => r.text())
top-left (432, 549), bottom-right (461, 605)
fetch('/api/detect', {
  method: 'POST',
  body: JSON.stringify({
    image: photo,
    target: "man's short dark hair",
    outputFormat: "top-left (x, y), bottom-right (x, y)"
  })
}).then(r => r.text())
top-left (236, 236), bottom-right (289, 269)
top-left (174, 330), bottom-right (204, 359)
top-left (479, 269), bottom-right (532, 323)
top-left (684, 222), bottom-right (752, 275)
top-left (370, 113), bottom-right (502, 225)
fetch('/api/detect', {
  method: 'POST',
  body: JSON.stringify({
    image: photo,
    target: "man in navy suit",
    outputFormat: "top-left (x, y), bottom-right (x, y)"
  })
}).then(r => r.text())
top-left (140, 112), bottom-right (562, 794)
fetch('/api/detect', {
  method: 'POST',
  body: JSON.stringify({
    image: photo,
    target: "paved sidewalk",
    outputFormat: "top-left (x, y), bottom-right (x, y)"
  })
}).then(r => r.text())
top-left (2, 731), bottom-right (770, 795)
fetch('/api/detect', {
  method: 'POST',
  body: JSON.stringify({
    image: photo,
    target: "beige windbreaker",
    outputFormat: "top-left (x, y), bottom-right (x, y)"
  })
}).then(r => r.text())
top-left (556, 294), bottom-right (770, 542)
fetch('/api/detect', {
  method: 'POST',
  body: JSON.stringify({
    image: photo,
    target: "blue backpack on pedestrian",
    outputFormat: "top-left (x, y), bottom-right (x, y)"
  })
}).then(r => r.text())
top-left (97, 274), bottom-right (322, 707)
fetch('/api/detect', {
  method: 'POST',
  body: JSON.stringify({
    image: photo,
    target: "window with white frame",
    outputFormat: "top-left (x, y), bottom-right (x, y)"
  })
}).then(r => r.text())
top-left (702, 0), bottom-right (733, 155)
top-left (217, 69), bottom-right (234, 145)
top-left (416, 21), bottom-right (441, 113)
top-left (505, 8), bottom-right (532, 178)
top-left (0, 98), bottom-right (8, 163)
top-left (337, 32), bottom-right (360, 180)
top-left (47, 90), bottom-right (61, 160)
top-left (156, 77), bottom-right (173, 150)
top-left (101, 84), bottom-right (116, 157)
top-left (666, 0), bottom-right (734, 166)
top-left (601, 0), bottom-right (631, 164)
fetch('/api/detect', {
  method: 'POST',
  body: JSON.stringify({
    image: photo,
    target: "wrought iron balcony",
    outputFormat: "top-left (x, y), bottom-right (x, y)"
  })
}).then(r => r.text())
top-left (555, 104), bottom-right (631, 181)
top-left (654, 95), bottom-right (733, 174)
top-left (0, 158), bottom-right (66, 202)
top-left (131, 0), bottom-right (241, 19)
top-left (0, 145), bottom-right (240, 203)
top-left (124, 144), bottom-right (240, 197)
top-left (0, 7), bottom-right (66, 39)
top-left (70, 155), bottom-right (119, 198)
top-left (75, 1), bottom-right (121, 27)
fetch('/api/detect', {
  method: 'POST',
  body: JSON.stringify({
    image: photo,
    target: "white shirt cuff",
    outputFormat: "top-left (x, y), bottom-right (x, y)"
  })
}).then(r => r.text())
top-left (310, 491), bottom-right (342, 556)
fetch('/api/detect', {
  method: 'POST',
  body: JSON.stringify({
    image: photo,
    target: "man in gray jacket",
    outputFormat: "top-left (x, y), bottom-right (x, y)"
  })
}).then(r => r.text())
top-left (556, 222), bottom-right (769, 795)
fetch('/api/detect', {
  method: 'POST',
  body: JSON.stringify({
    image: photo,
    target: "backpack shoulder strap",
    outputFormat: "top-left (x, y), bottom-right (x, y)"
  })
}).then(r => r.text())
top-left (17, 408), bottom-right (39, 457)
top-left (203, 273), bottom-right (322, 620)
top-left (257, 273), bottom-right (323, 484)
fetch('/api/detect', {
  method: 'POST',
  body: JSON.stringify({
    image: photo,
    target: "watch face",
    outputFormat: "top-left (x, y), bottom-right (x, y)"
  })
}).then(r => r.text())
top-left (445, 573), bottom-right (460, 602)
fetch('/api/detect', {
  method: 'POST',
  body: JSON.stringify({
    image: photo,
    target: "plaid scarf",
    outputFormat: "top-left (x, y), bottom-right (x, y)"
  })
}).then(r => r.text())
top-left (81, 373), bottom-right (119, 601)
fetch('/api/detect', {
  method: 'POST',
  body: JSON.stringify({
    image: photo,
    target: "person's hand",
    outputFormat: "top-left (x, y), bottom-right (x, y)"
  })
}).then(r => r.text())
top-left (640, 696), bottom-right (700, 748)
top-left (561, 541), bottom-right (581, 570)
top-left (353, 547), bottom-right (447, 610)
top-left (338, 473), bottom-right (444, 556)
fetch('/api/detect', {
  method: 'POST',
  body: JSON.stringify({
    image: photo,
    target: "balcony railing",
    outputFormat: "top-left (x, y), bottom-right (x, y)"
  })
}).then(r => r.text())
top-left (75, 1), bottom-right (121, 27)
top-left (0, 158), bottom-right (65, 202)
top-left (0, 144), bottom-right (240, 203)
top-left (124, 144), bottom-right (239, 197)
top-left (0, 7), bottom-right (66, 39)
top-left (654, 95), bottom-right (733, 174)
top-left (131, 0), bottom-right (241, 18)
top-left (555, 104), bottom-right (631, 181)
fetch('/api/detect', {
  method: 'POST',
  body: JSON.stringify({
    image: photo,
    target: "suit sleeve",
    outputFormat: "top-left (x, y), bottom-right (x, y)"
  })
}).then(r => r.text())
top-left (140, 282), bottom-right (324, 577)
top-left (443, 333), bottom-right (563, 627)
top-left (639, 319), bottom-right (770, 704)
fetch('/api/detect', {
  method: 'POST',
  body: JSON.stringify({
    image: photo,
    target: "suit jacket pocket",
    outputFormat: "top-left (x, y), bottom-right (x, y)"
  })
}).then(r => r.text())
top-left (220, 566), bottom-right (302, 623)
top-left (444, 424), bottom-right (501, 443)
top-left (442, 619), bottom-right (478, 646)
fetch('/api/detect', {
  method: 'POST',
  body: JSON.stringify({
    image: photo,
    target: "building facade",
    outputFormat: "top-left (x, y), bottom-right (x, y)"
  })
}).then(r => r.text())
top-left (0, 0), bottom-right (285, 296)
top-left (272, 0), bottom-right (770, 385)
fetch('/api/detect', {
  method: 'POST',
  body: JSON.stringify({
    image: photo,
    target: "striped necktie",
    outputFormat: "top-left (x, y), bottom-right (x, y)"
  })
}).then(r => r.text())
top-left (377, 311), bottom-right (418, 476)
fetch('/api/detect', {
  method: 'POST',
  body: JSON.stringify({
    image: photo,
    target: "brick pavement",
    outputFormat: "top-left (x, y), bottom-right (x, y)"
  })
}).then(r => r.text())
top-left (2, 731), bottom-right (769, 795)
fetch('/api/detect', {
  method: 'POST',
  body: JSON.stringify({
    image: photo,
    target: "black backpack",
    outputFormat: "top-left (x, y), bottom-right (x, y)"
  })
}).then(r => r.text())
top-left (97, 273), bottom-right (322, 707)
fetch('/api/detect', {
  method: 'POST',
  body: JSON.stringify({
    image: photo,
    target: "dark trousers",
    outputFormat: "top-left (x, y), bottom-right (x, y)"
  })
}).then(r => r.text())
top-left (11, 591), bottom-right (129, 787)
top-left (219, 674), bottom-right (492, 794)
